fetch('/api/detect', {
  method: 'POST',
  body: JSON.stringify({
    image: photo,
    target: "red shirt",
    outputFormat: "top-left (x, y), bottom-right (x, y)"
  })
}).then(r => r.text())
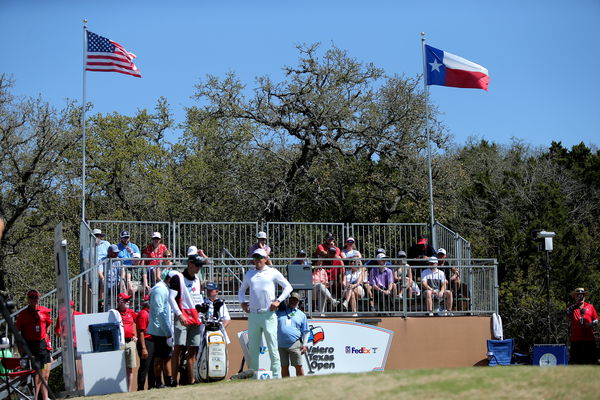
top-left (119, 308), bottom-right (138, 339)
top-left (16, 306), bottom-right (52, 342)
top-left (136, 308), bottom-right (151, 339)
top-left (326, 260), bottom-right (345, 282)
top-left (55, 310), bottom-right (85, 347)
top-left (143, 243), bottom-right (168, 266)
top-left (315, 243), bottom-right (341, 258)
top-left (568, 302), bottom-right (598, 342)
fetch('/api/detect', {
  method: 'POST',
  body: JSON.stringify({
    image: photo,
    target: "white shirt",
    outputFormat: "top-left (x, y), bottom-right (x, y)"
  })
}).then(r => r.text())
top-left (421, 268), bottom-right (446, 291)
top-left (238, 266), bottom-right (293, 313)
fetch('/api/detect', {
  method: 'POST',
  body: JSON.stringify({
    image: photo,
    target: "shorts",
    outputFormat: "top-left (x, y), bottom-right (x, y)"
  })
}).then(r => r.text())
top-left (174, 319), bottom-right (201, 347)
top-left (151, 335), bottom-right (173, 359)
top-left (26, 340), bottom-right (51, 366)
top-left (278, 340), bottom-right (303, 367)
top-left (124, 340), bottom-right (137, 368)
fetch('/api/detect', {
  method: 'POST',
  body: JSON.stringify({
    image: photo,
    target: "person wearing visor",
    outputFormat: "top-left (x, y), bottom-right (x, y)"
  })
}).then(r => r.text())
top-left (115, 292), bottom-right (137, 392)
top-left (566, 287), bottom-right (598, 364)
top-left (239, 248), bottom-right (293, 379)
top-left (15, 289), bottom-right (52, 400)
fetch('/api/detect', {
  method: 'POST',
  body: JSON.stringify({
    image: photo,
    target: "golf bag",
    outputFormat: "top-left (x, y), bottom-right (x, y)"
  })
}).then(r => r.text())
top-left (195, 299), bottom-right (228, 382)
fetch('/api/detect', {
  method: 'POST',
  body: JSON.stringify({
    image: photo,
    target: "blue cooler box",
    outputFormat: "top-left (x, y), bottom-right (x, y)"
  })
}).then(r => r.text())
top-left (533, 344), bottom-right (568, 366)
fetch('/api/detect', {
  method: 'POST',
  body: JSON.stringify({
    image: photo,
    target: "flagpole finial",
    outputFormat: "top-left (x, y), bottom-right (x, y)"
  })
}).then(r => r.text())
top-left (421, 32), bottom-right (425, 41)
top-left (83, 18), bottom-right (88, 26)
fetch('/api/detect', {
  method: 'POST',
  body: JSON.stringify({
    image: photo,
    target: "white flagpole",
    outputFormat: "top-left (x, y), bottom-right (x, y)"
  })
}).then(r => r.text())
top-left (421, 32), bottom-right (437, 249)
top-left (82, 19), bottom-right (88, 222)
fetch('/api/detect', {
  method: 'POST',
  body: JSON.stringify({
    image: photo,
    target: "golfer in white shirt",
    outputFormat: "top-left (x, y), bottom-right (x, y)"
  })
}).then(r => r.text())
top-left (239, 248), bottom-right (293, 378)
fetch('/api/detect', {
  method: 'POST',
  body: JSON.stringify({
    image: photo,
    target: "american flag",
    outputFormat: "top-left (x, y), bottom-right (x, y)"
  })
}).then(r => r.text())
top-left (85, 31), bottom-right (141, 78)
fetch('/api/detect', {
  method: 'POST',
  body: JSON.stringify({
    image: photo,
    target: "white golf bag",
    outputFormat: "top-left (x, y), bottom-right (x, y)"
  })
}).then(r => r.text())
top-left (196, 299), bottom-right (228, 382)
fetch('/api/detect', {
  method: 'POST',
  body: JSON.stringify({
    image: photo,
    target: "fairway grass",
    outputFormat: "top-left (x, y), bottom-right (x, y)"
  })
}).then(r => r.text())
top-left (88, 366), bottom-right (599, 400)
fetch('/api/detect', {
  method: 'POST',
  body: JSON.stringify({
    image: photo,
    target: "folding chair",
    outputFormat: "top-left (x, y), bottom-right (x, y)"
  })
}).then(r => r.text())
top-left (486, 339), bottom-right (529, 366)
top-left (1, 357), bottom-right (36, 399)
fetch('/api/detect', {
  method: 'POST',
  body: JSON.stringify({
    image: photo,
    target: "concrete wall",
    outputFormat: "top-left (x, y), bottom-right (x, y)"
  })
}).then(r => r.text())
top-left (224, 315), bottom-right (492, 376)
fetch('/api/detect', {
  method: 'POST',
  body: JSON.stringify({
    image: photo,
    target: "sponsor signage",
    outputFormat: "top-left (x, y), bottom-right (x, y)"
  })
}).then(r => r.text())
top-left (238, 319), bottom-right (394, 375)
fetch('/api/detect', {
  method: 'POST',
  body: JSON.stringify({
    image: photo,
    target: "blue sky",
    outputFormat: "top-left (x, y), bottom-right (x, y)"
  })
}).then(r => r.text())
top-left (1, 0), bottom-right (599, 149)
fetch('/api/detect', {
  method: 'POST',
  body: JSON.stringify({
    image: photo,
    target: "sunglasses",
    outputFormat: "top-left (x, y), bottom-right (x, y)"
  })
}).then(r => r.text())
top-left (253, 255), bottom-right (264, 260)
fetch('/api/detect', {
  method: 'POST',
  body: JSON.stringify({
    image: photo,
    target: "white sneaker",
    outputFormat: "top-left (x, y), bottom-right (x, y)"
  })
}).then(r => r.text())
top-left (342, 300), bottom-right (348, 309)
top-left (331, 299), bottom-right (340, 307)
top-left (428, 312), bottom-right (434, 317)
top-left (351, 313), bottom-right (358, 317)
top-left (319, 313), bottom-right (326, 317)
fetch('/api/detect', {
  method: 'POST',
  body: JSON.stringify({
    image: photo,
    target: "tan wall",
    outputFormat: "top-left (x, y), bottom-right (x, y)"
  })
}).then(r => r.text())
top-left (224, 315), bottom-right (492, 376)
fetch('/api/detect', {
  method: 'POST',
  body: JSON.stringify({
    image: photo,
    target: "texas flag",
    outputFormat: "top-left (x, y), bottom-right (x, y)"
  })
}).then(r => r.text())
top-left (425, 45), bottom-right (489, 91)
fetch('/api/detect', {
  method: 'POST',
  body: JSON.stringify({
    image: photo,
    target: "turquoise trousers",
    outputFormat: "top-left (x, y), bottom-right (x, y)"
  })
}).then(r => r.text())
top-left (248, 311), bottom-right (281, 378)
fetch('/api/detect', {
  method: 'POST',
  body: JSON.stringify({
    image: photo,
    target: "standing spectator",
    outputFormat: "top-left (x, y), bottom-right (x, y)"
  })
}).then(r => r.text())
top-left (15, 289), bottom-right (52, 400)
top-left (341, 258), bottom-right (365, 316)
top-left (248, 231), bottom-right (272, 265)
top-left (276, 292), bottom-right (310, 377)
top-left (341, 237), bottom-right (362, 260)
top-left (314, 232), bottom-right (341, 258)
top-left (117, 231), bottom-right (142, 296)
top-left (93, 229), bottom-right (110, 264)
top-left (148, 270), bottom-right (175, 388)
top-left (325, 247), bottom-right (345, 302)
top-left (168, 255), bottom-right (206, 385)
top-left (312, 258), bottom-right (340, 316)
top-left (142, 232), bottom-right (169, 291)
top-left (407, 235), bottom-right (436, 266)
top-left (100, 244), bottom-right (126, 308)
top-left (421, 257), bottom-right (453, 316)
top-left (566, 288), bottom-right (598, 364)
top-left (365, 253), bottom-right (396, 311)
top-left (238, 248), bottom-right (293, 379)
top-left (115, 292), bottom-right (137, 392)
top-left (136, 295), bottom-right (155, 390)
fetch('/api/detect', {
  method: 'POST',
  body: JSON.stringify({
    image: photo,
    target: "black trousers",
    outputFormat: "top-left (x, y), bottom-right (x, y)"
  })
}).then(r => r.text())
top-left (136, 338), bottom-right (156, 390)
top-left (570, 341), bottom-right (598, 365)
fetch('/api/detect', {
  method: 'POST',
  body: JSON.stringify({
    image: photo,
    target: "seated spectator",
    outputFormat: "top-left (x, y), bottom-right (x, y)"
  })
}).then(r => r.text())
top-left (394, 251), bottom-right (419, 298)
top-left (341, 258), bottom-right (365, 316)
top-left (117, 231), bottom-right (142, 296)
top-left (365, 248), bottom-right (386, 266)
top-left (365, 253), bottom-right (396, 312)
top-left (312, 258), bottom-right (340, 316)
top-left (314, 232), bottom-right (340, 259)
top-left (421, 257), bottom-right (453, 316)
top-left (291, 249), bottom-right (309, 265)
top-left (341, 237), bottom-right (362, 261)
top-left (100, 244), bottom-right (126, 308)
top-left (248, 231), bottom-right (272, 265)
top-left (407, 235), bottom-right (436, 266)
top-left (142, 232), bottom-right (170, 292)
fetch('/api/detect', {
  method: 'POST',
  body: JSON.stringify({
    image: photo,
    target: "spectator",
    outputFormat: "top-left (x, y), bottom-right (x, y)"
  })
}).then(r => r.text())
top-left (100, 244), bottom-right (126, 308)
top-left (291, 249), bottom-right (309, 265)
top-left (248, 231), bottom-right (272, 265)
top-left (15, 289), bottom-right (52, 400)
top-left (394, 251), bottom-right (418, 298)
top-left (276, 292), bottom-right (310, 377)
top-left (93, 229), bottom-right (110, 264)
top-left (0, 337), bottom-right (13, 374)
top-left (142, 232), bottom-right (169, 291)
top-left (136, 295), bottom-right (154, 390)
top-left (147, 270), bottom-right (175, 388)
top-left (314, 232), bottom-right (341, 258)
top-left (169, 254), bottom-right (206, 385)
top-left (566, 288), bottom-right (598, 364)
top-left (365, 254), bottom-right (396, 312)
top-left (325, 247), bottom-right (345, 302)
top-left (312, 257), bottom-right (340, 316)
top-left (117, 231), bottom-right (142, 296)
top-left (365, 248), bottom-right (387, 266)
top-left (421, 257), bottom-right (453, 316)
top-left (238, 248), bottom-right (293, 379)
top-left (341, 237), bottom-right (362, 261)
top-left (341, 258), bottom-right (365, 317)
top-left (54, 300), bottom-right (85, 348)
top-left (115, 292), bottom-right (137, 392)
top-left (407, 235), bottom-right (436, 266)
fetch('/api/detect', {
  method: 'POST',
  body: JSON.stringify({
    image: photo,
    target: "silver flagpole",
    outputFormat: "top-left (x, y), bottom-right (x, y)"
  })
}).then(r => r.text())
top-left (82, 19), bottom-right (88, 222)
top-left (421, 32), bottom-right (437, 249)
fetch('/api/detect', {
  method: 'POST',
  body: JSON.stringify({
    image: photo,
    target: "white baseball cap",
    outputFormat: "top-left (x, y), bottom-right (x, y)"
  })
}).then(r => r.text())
top-left (152, 232), bottom-right (162, 239)
top-left (377, 253), bottom-right (388, 259)
top-left (437, 248), bottom-right (446, 255)
top-left (187, 246), bottom-right (198, 256)
top-left (92, 229), bottom-right (104, 236)
top-left (257, 231), bottom-right (267, 239)
top-left (427, 257), bottom-right (438, 264)
top-left (252, 248), bottom-right (268, 258)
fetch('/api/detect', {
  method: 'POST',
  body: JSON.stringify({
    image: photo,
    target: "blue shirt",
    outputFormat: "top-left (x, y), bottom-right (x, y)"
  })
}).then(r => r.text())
top-left (96, 240), bottom-right (110, 264)
top-left (117, 242), bottom-right (141, 265)
top-left (147, 281), bottom-right (172, 337)
top-left (276, 306), bottom-right (309, 348)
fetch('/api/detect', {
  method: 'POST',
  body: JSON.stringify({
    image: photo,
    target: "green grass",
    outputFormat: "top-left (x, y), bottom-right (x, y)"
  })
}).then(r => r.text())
top-left (89, 366), bottom-right (600, 400)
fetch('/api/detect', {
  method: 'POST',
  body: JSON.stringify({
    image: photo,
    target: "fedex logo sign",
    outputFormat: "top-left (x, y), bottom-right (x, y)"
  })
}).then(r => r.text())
top-left (345, 346), bottom-right (378, 354)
